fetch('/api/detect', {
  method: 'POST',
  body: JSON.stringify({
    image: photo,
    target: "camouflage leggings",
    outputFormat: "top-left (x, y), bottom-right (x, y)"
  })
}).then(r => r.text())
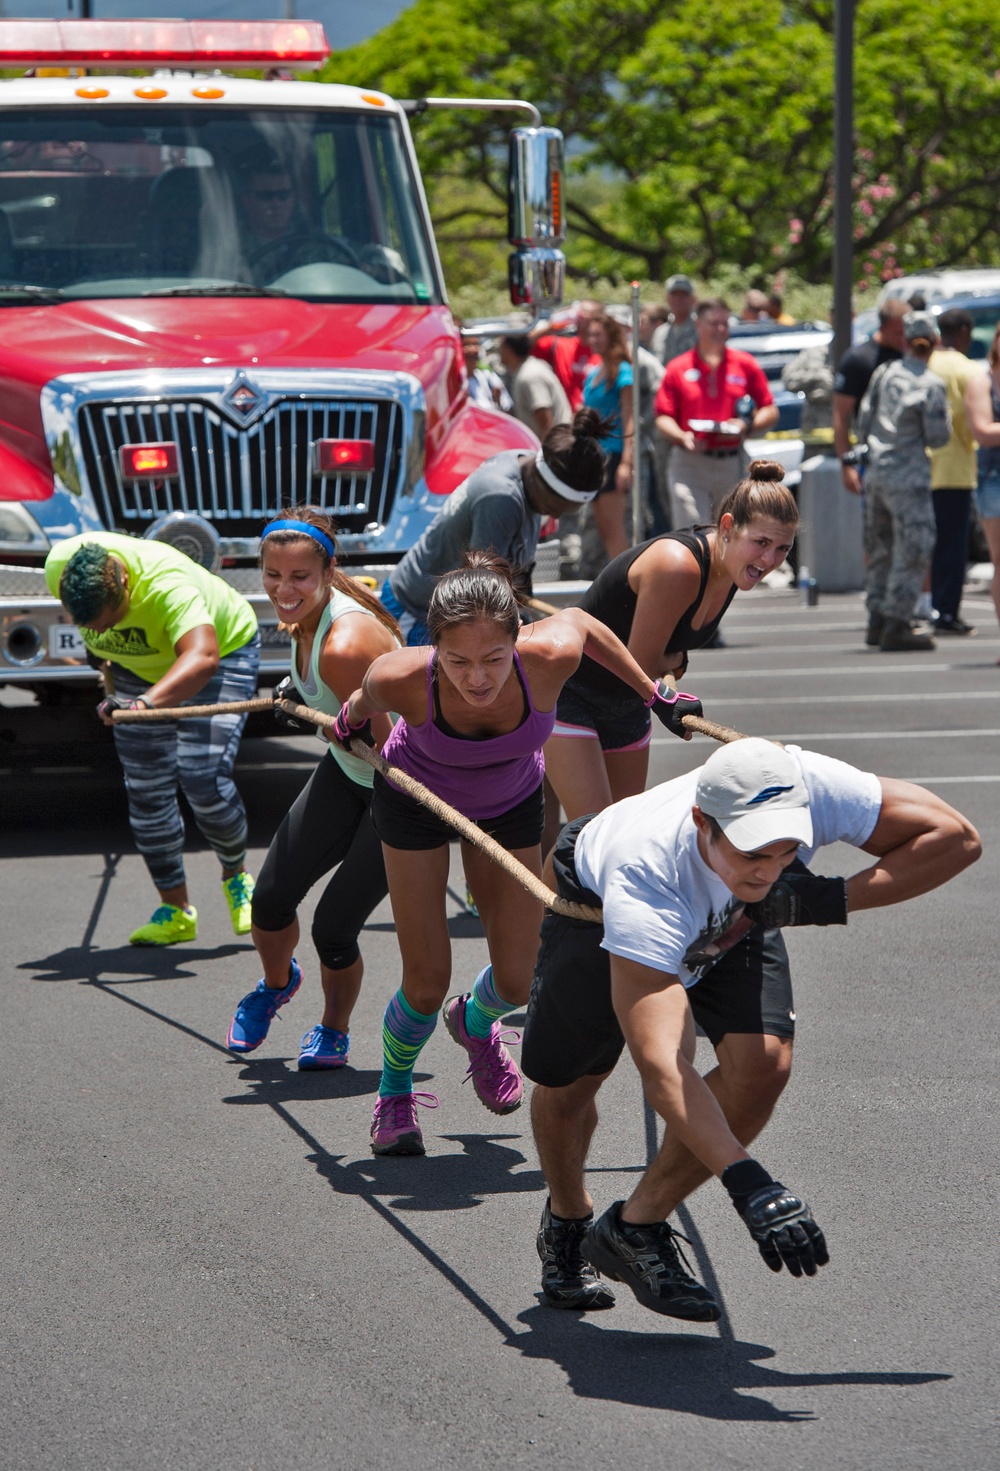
top-left (110, 633), bottom-right (260, 891)
top-left (863, 477), bottom-right (936, 621)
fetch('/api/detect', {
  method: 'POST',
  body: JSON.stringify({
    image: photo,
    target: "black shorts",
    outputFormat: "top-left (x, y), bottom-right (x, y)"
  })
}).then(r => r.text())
top-left (521, 816), bottom-right (796, 1089)
top-left (553, 677), bottom-right (652, 752)
top-left (370, 772), bottom-right (545, 852)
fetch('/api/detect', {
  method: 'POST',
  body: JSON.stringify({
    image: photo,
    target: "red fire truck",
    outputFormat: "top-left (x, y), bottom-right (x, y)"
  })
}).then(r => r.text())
top-left (0, 18), bottom-right (566, 732)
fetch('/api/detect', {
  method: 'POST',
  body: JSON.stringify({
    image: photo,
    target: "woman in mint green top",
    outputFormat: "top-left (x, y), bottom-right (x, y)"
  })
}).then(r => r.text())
top-left (46, 531), bottom-right (260, 948)
top-left (225, 507), bottom-right (402, 1071)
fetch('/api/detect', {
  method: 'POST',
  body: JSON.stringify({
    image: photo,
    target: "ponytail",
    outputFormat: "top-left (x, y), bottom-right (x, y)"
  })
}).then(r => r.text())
top-left (539, 407), bottom-right (609, 498)
top-left (716, 459), bottom-right (799, 529)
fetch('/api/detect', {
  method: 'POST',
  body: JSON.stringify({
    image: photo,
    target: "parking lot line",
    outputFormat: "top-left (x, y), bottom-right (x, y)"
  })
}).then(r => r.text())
top-left (706, 689), bottom-right (1000, 707)
top-left (653, 727), bottom-right (1000, 746)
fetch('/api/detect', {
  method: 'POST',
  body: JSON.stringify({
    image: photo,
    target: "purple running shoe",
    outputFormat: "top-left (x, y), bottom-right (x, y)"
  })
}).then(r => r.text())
top-left (442, 993), bottom-right (523, 1115)
top-left (370, 1092), bottom-right (439, 1156)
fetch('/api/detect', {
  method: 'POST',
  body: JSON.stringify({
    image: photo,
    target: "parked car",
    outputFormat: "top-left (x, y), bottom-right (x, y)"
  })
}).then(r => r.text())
top-left (877, 269), bottom-right (1000, 308)
top-left (927, 292), bottom-right (1000, 357)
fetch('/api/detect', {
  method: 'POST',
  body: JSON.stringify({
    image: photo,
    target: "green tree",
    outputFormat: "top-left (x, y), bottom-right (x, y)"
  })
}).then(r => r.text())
top-left (326, 0), bottom-right (1000, 292)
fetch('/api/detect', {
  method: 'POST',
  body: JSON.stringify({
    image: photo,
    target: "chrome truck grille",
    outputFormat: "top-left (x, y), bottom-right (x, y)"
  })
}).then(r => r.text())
top-left (78, 396), bottom-right (403, 539)
top-left (40, 368), bottom-right (426, 552)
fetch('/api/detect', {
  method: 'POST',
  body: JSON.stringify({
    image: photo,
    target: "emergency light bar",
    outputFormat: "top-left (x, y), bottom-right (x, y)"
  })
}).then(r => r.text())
top-left (0, 20), bottom-right (330, 71)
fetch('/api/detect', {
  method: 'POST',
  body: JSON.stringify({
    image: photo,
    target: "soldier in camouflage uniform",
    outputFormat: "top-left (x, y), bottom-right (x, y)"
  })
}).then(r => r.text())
top-left (856, 312), bottom-right (952, 651)
top-left (781, 339), bottom-right (834, 436)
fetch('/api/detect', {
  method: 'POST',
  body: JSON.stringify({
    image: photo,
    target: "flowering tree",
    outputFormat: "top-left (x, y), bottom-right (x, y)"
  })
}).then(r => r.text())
top-left (329, 0), bottom-right (1000, 286)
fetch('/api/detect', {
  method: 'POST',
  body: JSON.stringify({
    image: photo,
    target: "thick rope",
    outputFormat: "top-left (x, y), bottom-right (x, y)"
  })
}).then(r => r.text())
top-left (112, 697), bottom-right (273, 720)
top-left (112, 696), bottom-right (749, 920)
top-left (113, 695), bottom-right (603, 922)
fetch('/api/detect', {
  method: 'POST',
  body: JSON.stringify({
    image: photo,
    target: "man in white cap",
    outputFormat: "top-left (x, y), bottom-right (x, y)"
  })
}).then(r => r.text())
top-left (522, 737), bottom-right (979, 1318)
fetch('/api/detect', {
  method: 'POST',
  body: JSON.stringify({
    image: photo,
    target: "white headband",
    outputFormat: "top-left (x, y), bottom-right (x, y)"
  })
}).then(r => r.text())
top-left (534, 451), bottom-right (598, 505)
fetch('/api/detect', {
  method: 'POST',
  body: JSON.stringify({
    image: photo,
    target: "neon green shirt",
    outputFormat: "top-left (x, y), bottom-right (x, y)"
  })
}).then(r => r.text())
top-left (45, 532), bottom-right (258, 682)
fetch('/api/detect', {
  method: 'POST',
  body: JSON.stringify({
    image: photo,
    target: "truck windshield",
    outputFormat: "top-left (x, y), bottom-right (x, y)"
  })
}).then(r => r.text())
top-left (0, 107), bottom-right (440, 304)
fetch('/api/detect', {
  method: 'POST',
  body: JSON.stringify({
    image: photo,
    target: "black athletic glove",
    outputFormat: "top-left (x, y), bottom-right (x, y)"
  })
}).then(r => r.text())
top-left (745, 871), bottom-right (848, 928)
top-left (723, 1159), bottom-right (829, 1278)
top-left (331, 702), bottom-right (375, 752)
top-left (644, 680), bottom-right (703, 739)
top-left (272, 676), bottom-right (313, 735)
top-left (96, 694), bottom-right (148, 721)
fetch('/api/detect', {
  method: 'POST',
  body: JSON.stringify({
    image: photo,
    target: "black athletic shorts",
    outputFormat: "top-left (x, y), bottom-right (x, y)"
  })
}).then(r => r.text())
top-left (370, 772), bottom-right (545, 852)
top-left (521, 815), bottom-right (796, 1089)
top-left (554, 678), bottom-right (652, 752)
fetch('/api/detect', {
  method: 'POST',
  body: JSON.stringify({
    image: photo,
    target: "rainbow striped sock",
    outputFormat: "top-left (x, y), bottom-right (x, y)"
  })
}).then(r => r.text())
top-left (463, 964), bottom-right (514, 1039)
top-left (380, 988), bottom-right (438, 1096)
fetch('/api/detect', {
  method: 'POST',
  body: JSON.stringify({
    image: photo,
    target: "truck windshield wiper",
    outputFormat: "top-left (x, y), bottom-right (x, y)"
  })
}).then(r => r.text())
top-left (0, 284), bottom-right (66, 303)
top-left (144, 283), bottom-right (288, 298)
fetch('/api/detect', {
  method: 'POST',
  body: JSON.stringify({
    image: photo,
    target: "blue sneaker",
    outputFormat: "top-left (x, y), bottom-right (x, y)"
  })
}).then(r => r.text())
top-left (226, 959), bottom-right (303, 1054)
top-left (298, 1024), bottom-right (350, 1070)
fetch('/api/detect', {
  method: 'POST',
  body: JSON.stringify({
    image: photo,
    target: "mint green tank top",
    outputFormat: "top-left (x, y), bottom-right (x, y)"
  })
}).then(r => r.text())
top-left (290, 587), bottom-right (395, 788)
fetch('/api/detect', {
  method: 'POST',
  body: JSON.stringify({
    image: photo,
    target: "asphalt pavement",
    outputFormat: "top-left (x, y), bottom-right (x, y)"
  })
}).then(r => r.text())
top-left (1, 582), bottom-right (997, 1470)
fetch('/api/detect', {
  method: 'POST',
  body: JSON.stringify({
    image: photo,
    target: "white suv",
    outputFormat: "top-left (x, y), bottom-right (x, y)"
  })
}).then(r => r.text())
top-left (876, 269), bottom-right (1000, 307)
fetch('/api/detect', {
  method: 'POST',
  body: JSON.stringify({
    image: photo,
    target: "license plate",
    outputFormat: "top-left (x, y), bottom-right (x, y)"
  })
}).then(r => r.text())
top-left (49, 623), bottom-right (88, 658)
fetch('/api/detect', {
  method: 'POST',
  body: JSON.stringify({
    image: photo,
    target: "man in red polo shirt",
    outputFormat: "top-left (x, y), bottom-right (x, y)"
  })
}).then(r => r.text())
top-left (655, 297), bottom-right (778, 526)
top-left (528, 299), bottom-right (601, 411)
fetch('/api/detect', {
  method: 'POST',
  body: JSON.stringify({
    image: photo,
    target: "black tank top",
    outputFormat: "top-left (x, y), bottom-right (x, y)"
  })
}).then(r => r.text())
top-left (565, 527), bottom-right (736, 701)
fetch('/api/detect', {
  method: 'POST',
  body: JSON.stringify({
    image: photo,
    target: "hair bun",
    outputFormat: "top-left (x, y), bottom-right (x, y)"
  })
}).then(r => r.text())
top-left (747, 458), bottom-right (786, 483)
top-left (571, 406), bottom-right (603, 440)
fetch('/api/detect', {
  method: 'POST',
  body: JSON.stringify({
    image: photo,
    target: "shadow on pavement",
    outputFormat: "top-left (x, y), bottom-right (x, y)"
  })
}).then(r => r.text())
top-left (506, 1306), bottom-right (950, 1422)
top-left (20, 941), bottom-right (247, 983)
top-left (222, 1054), bottom-right (385, 1102)
top-left (55, 847), bottom-right (953, 1427)
top-left (347, 1132), bottom-right (544, 1211)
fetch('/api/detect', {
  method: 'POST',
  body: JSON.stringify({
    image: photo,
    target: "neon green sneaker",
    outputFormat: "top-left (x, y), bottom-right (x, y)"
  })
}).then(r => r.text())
top-left (222, 870), bottom-right (255, 936)
top-left (129, 904), bottom-right (198, 947)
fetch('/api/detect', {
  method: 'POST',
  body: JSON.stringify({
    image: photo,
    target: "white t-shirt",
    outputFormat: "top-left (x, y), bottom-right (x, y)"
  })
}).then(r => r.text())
top-left (574, 747), bottom-right (882, 988)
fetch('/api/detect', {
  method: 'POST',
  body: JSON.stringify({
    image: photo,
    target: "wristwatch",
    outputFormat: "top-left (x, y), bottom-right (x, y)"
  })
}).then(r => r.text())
top-left (841, 449), bottom-right (861, 467)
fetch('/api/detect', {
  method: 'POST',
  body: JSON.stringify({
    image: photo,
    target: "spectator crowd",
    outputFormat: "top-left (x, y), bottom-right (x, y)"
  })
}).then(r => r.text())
top-left (463, 273), bottom-right (1000, 654)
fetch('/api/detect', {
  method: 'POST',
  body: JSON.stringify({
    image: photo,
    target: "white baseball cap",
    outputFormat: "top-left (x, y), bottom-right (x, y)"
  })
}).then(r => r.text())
top-left (695, 738), bottom-right (813, 852)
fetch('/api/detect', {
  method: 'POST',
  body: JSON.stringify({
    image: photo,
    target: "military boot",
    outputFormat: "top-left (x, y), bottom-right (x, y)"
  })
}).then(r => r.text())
top-left (880, 617), bottom-right (935, 652)
top-left (865, 612), bottom-right (885, 647)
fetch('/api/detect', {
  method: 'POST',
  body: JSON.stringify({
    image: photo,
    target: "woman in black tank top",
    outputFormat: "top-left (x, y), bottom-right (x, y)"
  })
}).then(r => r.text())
top-left (544, 460), bottom-right (799, 826)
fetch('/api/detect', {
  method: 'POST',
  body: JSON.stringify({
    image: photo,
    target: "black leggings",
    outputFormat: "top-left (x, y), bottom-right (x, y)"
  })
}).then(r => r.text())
top-left (251, 752), bottom-right (388, 972)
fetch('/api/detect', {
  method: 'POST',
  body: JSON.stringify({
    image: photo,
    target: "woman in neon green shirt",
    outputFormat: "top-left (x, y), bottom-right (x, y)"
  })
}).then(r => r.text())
top-left (46, 533), bottom-right (260, 946)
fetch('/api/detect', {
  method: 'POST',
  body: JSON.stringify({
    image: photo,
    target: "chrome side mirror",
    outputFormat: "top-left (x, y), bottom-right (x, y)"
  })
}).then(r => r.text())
top-left (508, 127), bottom-right (565, 247)
top-left (508, 247), bottom-right (565, 312)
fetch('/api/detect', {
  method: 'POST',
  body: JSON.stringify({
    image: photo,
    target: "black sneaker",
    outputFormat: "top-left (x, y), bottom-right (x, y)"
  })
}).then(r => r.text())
top-left (582, 1202), bottom-right (721, 1321)
top-left (934, 616), bottom-right (976, 636)
top-left (537, 1200), bottom-right (616, 1311)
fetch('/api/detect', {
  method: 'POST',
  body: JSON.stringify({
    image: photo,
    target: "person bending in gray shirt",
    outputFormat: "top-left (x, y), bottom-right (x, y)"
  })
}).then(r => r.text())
top-left (381, 409), bottom-right (608, 644)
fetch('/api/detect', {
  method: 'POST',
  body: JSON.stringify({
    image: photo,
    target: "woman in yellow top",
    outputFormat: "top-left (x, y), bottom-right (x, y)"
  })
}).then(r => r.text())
top-left (45, 532), bottom-right (260, 946)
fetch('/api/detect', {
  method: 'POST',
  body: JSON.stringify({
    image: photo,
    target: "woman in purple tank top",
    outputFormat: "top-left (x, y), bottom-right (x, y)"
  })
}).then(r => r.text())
top-left (333, 551), bottom-right (667, 1157)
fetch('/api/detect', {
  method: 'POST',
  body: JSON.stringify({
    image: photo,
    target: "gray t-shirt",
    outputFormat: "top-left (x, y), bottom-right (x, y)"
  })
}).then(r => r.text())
top-left (389, 450), bottom-right (539, 618)
top-left (512, 356), bottom-right (572, 432)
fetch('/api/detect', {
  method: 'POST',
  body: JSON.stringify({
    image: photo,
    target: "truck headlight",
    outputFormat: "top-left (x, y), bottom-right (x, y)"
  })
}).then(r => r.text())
top-left (0, 505), bottom-right (50, 553)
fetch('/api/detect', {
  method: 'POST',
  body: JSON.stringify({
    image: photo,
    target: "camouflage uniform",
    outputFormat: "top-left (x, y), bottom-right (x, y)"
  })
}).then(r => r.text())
top-left (781, 342), bottom-right (833, 436)
top-left (857, 356), bottom-right (951, 622)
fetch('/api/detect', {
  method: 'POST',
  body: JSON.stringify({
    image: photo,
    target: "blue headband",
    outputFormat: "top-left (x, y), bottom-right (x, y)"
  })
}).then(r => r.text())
top-left (261, 519), bottom-right (335, 558)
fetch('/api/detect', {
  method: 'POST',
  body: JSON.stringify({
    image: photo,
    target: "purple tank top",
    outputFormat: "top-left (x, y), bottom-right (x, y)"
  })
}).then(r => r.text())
top-left (381, 649), bottom-right (555, 819)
